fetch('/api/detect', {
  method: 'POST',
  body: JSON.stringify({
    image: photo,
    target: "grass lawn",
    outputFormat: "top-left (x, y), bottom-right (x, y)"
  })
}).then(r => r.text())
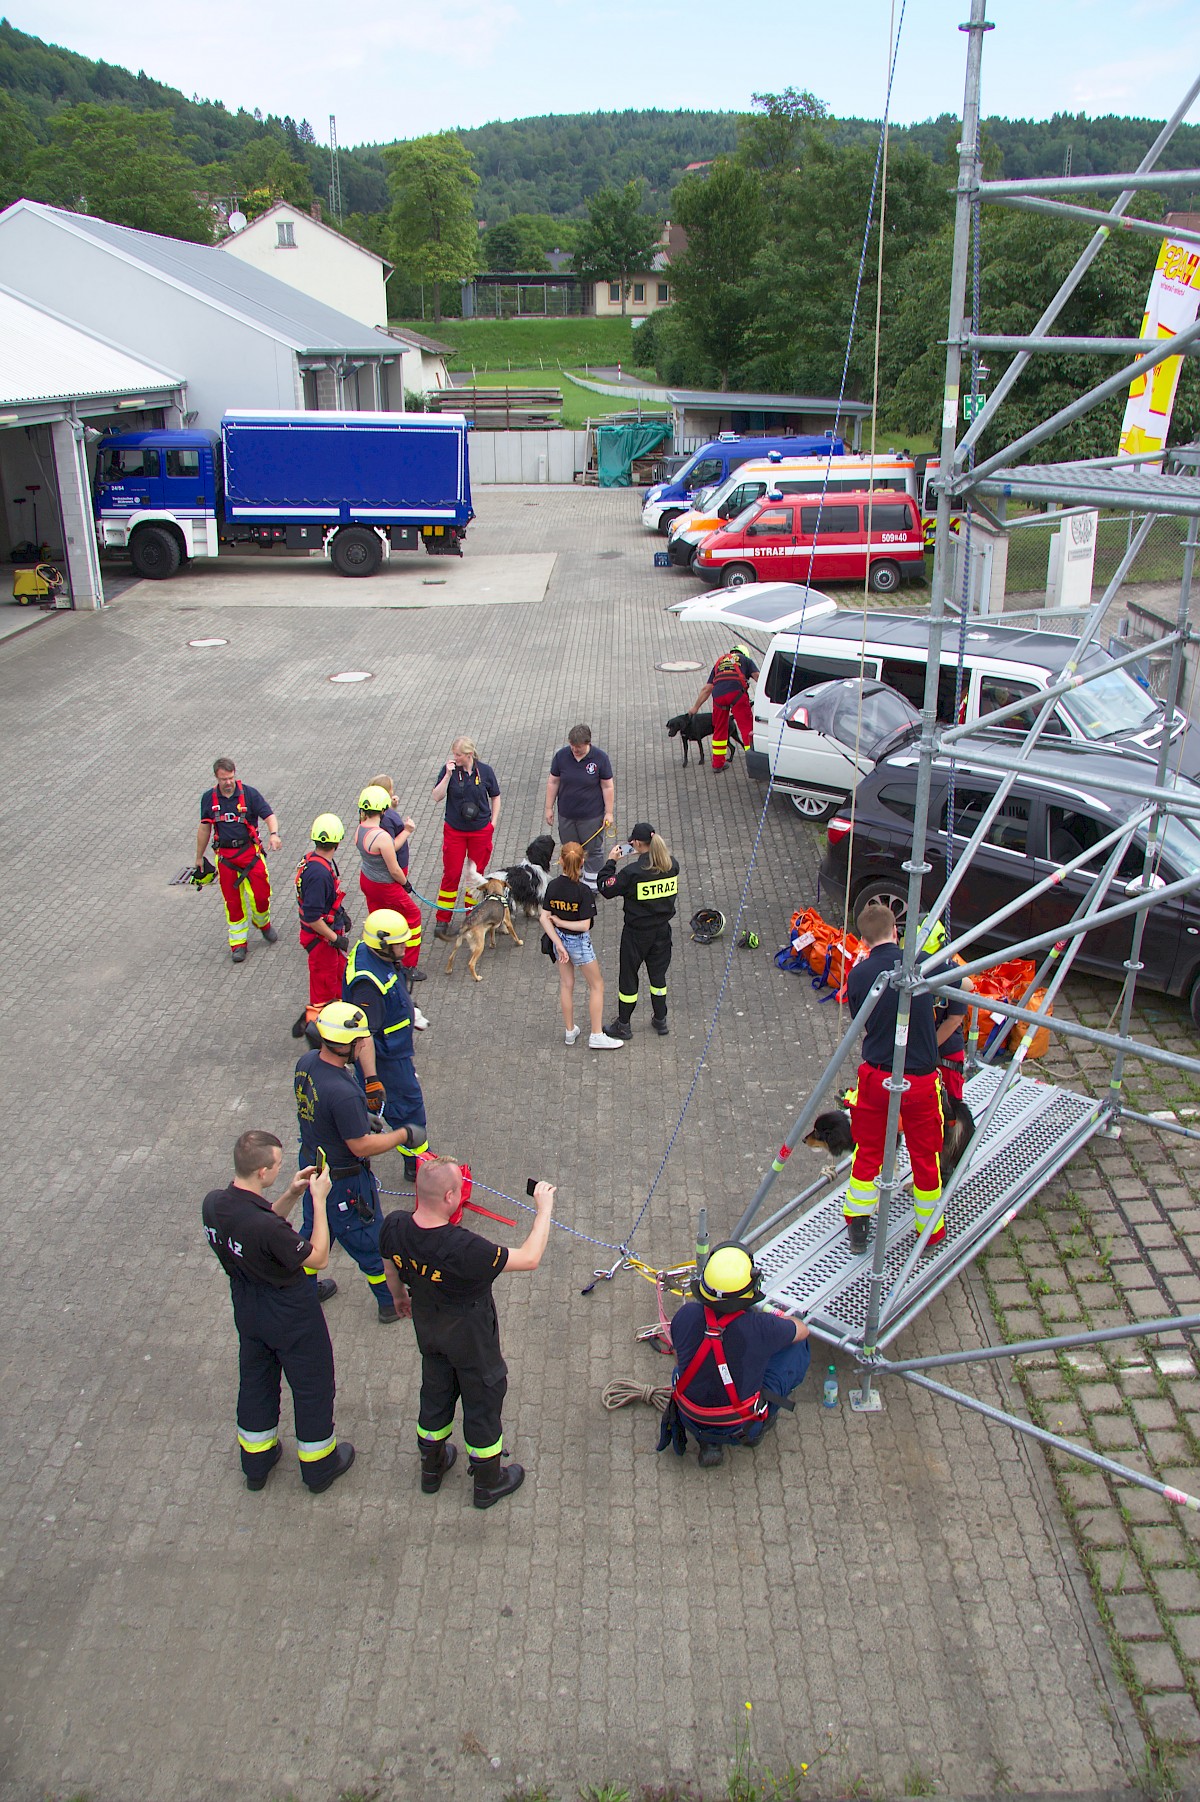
top-left (449, 366), bottom-right (668, 429)
top-left (394, 316), bottom-right (643, 370)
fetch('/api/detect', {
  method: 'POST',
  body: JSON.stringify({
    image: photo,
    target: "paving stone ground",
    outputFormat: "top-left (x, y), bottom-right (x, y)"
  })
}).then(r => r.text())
top-left (1, 487), bottom-right (1183, 1802)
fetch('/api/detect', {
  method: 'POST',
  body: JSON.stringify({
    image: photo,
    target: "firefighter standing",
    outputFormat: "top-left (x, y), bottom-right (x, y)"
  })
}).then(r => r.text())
top-left (343, 910), bottom-right (430, 1180)
top-left (658, 1243), bottom-right (810, 1469)
top-left (202, 1129), bottom-right (355, 1494)
top-left (597, 823), bottom-right (680, 1038)
top-left (364, 773), bottom-right (426, 981)
top-left (195, 756), bottom-right (281, 961)
top-left (380, 1158), bottom-right (556, 1507)
top-left (844, 902), bottom-right (946, 1252)
top-left (688, 643), bottom-right (759, 772)
top-left (431, 738), bottom-right (501, 939)
top-left (294, 1002), bottom-right (423, 1322)
top-left (292, 814), bottom-right (351, 1040)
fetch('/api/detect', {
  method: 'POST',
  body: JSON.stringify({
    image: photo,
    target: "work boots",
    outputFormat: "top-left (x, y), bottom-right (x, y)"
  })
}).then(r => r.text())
top-left (418, 1436), bottom-right (458, 1494)
top-left (846, 1214), bottom-right (872, 1253)
top-left (470, 1452), bottom-right (525, 1509)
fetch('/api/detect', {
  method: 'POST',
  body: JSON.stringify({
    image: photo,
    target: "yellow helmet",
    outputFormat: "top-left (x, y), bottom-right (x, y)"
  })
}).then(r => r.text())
top-left (363, 909), bottom-right (410, 954)
top-left (696, 1242), bottom-right (761, 1308)
top-left (311, 813), bottom-right (344, 846)
top-left (919, 915), bottom-right (947, 955)
top-left (358, 785), bottom-right (392, 814)
top-left (316, 1001), bottom-right (369, 1046)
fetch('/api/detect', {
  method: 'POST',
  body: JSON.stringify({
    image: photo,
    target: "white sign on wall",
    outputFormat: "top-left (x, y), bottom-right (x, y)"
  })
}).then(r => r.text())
top-left (1047, 510), bottom-right (1098, 609)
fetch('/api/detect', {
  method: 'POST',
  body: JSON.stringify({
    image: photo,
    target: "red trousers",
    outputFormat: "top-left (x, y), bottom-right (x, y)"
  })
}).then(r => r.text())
top-left (940, 1056), bottom-right (965, 1102)
top-left (436, 823), bottom-right (494, 925)
top-left (360, 872), bottom-right (422, 967)
top-left (712, 690), bottom-right (753, 769)
top-left (217, 853), bottom-right (271, 948)
top-left (304, 938), bottom-right (347, 1021)
top-left (846, 1063), bottom-right (945, 1231)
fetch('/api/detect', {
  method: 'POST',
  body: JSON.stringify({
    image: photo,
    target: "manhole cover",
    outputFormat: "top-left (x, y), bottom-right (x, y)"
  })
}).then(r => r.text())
top-left (329, 670), bottom-right (374, 683)
top-left (188, 637), bottom-right (228, 648)
top-left (656, 660), bottom-right (703, 673)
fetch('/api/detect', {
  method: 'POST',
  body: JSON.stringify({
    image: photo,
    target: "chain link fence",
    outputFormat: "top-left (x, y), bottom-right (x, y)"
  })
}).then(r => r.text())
top-left (1004, 511), bottom-right (1190, 597)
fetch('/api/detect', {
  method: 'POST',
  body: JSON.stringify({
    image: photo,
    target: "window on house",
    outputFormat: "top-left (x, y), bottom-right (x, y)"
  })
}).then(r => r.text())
top-left (608, 282), bottom-right (621, 303)
top-left (277, 221), bottom-right (296, 248)
top-left (658, 283), bottom-right (669, 303)
top-left (633, 282), bottom-right (645, 302)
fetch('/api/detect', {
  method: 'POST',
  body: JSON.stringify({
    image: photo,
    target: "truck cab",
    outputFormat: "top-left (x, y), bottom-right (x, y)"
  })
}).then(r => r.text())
top-left (94, 431), bottom-right (220, 577)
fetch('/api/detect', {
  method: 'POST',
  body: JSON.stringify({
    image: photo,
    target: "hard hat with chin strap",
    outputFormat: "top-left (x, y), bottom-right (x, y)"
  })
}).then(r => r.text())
top-left (694, 1241), bottom-right (762, 1309)
top-left (311, 813), bottom-right (344, 846)
top-left (358, 785), bottom-right (392, 814)
top-left (362, 908), bottom-right (410, 955)
top-left (316, 1001), bottom-right (370, 1046)
top-left (690, 907), bottom-right (726, 944)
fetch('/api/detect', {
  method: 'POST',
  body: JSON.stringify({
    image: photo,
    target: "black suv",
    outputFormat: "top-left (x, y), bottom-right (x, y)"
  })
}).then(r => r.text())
top-left (817, 744), bottom-right (1200, 1024)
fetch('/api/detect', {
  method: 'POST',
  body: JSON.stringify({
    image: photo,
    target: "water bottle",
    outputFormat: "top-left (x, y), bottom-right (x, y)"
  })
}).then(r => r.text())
top-left (822, 1364), bottom-right (839, 1409)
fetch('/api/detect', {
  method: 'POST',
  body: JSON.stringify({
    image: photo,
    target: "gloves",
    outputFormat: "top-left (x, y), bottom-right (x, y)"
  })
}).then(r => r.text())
top-left (364, 1075), bottom-right (385, 1115)
top-left (333, 933), bottom-right (350, 954)
top-left (191, 857), bottom-right (216, 887)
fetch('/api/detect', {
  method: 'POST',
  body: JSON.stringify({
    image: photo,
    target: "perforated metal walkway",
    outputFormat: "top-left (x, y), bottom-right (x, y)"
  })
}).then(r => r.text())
top-left (754, 1068), bottom-right (1110, 1350)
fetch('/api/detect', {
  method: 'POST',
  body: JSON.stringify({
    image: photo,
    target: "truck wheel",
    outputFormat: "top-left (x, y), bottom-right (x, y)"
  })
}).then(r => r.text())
top-left (720, 563), bottom-right (757, 589)
top-left (869, 559), bottom-right (901, 594)
top-left (331, 526), bottom-right (383, 577)
top-left (129, 526), bottom-right (182, 580)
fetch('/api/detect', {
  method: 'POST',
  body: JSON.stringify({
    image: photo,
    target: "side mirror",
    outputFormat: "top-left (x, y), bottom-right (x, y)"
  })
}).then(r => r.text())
top-left (785, 708), bottom-right (810, 730)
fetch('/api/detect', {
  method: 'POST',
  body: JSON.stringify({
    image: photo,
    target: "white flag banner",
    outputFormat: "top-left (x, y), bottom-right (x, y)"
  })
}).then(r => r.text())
top-left (1119, 238), bottom-right (1200, 461)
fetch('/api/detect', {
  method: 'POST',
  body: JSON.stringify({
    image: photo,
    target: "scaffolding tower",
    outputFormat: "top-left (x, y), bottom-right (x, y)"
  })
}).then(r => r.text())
top-left (732, 0), bottom-right (1200, 1512)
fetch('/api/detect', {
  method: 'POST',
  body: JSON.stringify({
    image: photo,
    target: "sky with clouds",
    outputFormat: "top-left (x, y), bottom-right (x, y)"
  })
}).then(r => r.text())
top-left (10, 0), bottom-right (1200, 148)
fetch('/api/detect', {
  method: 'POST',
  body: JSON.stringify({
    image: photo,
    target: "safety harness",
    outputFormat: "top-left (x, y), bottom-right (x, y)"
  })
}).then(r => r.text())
top-left (209, 781), bottom-right (262, 870)
top-left (711, 651), bottom-right (751, 695)
top-left (295, 851), bottom-right (348, 950)
top-left (671, 1305), bottom-right (769, 1432)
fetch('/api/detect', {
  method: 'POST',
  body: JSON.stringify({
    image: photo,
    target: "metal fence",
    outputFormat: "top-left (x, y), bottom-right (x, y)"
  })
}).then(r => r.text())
top-left (1004, 511), bottom-right (1190, 597)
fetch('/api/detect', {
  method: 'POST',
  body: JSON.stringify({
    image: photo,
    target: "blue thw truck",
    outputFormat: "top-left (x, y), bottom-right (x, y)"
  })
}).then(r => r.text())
top-left (93, 409), bottom-right (473, 580)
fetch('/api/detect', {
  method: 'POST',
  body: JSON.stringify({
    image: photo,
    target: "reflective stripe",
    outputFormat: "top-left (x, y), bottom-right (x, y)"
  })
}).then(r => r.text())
top-left (911, 1183), bottom-right (943, 1203)
top-left (648, 983), bottom-right (667, 997)
top-left (437, 889), bottom-right (458, 905)
top-left (618, 988), bottom-right (639, 1005)
top-left (383, 1018), bottom-right (411, 1036)
top-left (464, 1435), bottom-right (504, 1458)
top-left (844, 1178), bottom-right (878, 1219)
top-left (418, 1423), bottom-right (454, 1442)
top-left (237, 1427), bottom-right (279, 1453)
top-left (407, 1133), bottom-right (429, 1156)
top-left (367, 1270), bottom-right (388, 1286)
top-left (297, 1433), bottom-right (337, 1461)
top-left (303, 1265), bottom-right (317, 1276)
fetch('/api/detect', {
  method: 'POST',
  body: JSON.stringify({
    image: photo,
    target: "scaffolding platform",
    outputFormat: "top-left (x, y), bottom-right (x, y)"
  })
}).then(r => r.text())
top-left (754, 1067), bottom-right (1110, 1351)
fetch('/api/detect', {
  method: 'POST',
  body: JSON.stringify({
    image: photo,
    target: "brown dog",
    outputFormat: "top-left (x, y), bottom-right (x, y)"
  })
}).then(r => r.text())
top-left (444, 876), bottom-right (523, 981)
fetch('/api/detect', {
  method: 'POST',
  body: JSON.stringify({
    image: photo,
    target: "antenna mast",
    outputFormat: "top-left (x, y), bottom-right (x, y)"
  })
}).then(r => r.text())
top-left (329, 114), bottom-right (343, 222)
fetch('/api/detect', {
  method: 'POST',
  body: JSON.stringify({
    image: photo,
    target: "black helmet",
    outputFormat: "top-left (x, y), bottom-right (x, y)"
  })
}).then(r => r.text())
top-left (690, 908), bottom-right (726, 944)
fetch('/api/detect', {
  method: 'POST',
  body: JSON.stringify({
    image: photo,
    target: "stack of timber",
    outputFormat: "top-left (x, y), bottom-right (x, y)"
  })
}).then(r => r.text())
top-left (427, 387), bottom-right (563, 428)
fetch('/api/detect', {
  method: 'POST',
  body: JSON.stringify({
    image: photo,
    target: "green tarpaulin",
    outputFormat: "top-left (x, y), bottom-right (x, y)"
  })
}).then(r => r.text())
top-left (596, 420), bottom-right (673, 488)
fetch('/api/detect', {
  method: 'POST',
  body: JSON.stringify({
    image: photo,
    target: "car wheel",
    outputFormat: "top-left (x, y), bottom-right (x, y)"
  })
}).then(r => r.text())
top-left (720, 563), bottom-right (757, 589)
top-left (689, 547), bottom-right (703, 574)
top-left (789, 791), bottom-right (839, 823)
top-left (853, 876), bottom-right (911, 935)
top-left (869, 559), bottom-right (901, 594)
top-left (330, 526), bottom-right (383, 577)
top-left (1189, 970), bottom-right (1200, 1031)
top-left (129, 526), bottom-right (182, 580)
top-left (658, 511), bottom-right (683, 536)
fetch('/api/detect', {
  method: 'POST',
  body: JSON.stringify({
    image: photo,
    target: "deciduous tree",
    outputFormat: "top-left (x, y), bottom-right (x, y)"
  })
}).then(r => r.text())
top-left (26, 103), bottom-right (212, 241)
top-left (667, 161), bottom-right (765, 388)
top-left (573, 180), bottom-right (660, 315)
top-left (384, 133), bottom-right (481, 323)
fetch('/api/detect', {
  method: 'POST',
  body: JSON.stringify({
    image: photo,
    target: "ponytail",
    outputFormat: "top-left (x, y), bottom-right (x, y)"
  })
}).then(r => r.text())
top-left (647, 832), bottom-right (673, 873)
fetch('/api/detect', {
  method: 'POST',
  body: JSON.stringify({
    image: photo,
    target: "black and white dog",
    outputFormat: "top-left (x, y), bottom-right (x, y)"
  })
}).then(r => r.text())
top-left (665, 710), bottom-right (740, 767)
top-left (495, 833), bottom-right (555, 917)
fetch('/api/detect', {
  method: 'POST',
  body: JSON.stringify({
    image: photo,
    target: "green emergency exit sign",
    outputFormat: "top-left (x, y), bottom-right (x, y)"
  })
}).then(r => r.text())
top-left (962, 392), bottom-right (987, 421)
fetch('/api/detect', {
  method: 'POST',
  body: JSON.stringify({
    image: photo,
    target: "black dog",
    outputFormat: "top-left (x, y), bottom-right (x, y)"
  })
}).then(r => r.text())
top-left (495, 834), bottom-right (555, 917)
top-left (805, 1092), bottom-right (976, 1177)
top-left (666, 711), bottom-right (741, 767)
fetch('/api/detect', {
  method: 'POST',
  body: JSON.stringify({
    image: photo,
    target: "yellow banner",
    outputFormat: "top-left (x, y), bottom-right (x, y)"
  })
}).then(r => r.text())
top-left (1118, 238), bottom-right (1200, 460)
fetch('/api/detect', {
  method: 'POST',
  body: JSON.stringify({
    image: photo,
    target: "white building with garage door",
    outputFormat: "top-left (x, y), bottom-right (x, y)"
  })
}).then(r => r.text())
top-left (0, 286), bottom-right (184, 609)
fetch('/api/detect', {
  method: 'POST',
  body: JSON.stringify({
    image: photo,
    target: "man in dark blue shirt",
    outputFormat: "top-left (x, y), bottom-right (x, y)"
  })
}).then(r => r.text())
top-left (195, 755), bottom-right (282, 963)
top-left (659, 1243), bottom-right (809, 1469)
top-left (544, 724), bottom-right (615, 891)
top-left (844, 902), bottom-right (945, 1252)
top-left (294, 1001), bottom-right (423, 1321)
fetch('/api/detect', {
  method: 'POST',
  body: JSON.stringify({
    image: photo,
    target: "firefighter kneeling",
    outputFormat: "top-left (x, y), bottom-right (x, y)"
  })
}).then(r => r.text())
top-left (658, 1243), bottom-right (810, 1469)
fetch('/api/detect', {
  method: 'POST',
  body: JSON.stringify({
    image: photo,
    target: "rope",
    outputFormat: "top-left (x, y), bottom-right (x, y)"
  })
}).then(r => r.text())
top-left (615, 0), bottom-right (910, 1263)
top-left (377, 1179), bottom-right (626, 1253)
top-left (602, 1378), bottom-right (672, 1413)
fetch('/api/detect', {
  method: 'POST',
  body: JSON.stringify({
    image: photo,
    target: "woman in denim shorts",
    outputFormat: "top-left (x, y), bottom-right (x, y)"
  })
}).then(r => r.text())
top-left (539, 843), bottom-right (625, 1050)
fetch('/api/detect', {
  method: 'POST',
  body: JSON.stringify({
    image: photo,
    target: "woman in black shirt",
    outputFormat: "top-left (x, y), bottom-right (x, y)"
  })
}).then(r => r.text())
top-left (539, 842), bottom-right (625, 1050)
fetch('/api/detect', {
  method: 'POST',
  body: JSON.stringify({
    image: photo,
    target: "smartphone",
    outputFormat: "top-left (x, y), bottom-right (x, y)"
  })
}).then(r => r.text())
top-left (316, 1148), bottom-right (327, 1173)
top-left (526, 1178), bottom-right (539, 1197)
